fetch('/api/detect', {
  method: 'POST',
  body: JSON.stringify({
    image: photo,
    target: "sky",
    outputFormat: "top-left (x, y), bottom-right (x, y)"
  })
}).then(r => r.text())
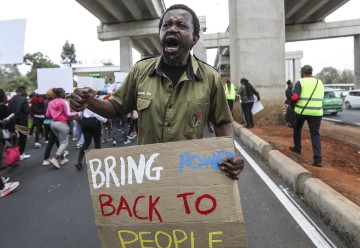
top-left (1, 0), bottom-right (360, 75)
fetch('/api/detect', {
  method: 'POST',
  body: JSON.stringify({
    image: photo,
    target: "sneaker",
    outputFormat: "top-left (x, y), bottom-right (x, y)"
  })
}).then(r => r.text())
top-left (59, 158), bottom-right (69, 165)
top-left (0, 182), bottom-right (19, 198)
top-left (112, 140), bottom-right (117, 146)
top-left (42, 159), bottom-right (51, 166)
top-left (44, 140), bottom-right (49, 144)
top-left (49, 157), bottom-right (60, 169)
top-left (208, 126), bottom-right (214, 133)
top-left (76, 142), bottom-right (83, 149)
top-left (124, 140), bottom-right (131, 145)
top-left (72, 137), bottom-right (77, 141)
top-left (312, 161), bottom-right (323, 167)
top-left (289, 147), bottom-right (301, 154)
top-left (34, 142), bottom-right (42, 148)
top-left (20, 154), bottom-right (31, 160)
top-left (1, 176), bottom-right (10, 183)
top-left (127, 135), bottom-right (136, 140)
top-left (63, 150), bottom-right (69, 158)
top-left (74, 162), bottom-right (83, 171)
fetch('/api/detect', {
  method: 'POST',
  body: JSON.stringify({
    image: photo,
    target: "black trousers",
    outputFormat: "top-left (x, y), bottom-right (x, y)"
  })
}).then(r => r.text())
top-left (293, 115), bottom-right (322, 162)
top-left (43, 130), bottom-right (59, 160)
top-left (77, 117), bottom-right (102, 163)
top-left (33, 117), bottom-right (44, 143)
top-left (241, 102), bottom-right (254, 127)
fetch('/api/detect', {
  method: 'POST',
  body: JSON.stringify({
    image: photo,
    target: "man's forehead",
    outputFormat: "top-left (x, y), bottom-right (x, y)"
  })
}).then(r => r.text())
top-left (163, 9), bottom-right (192, 21)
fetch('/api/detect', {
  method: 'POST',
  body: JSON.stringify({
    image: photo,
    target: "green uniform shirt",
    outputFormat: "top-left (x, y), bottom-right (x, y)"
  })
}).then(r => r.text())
top-left (109, 54), bottom-right (233, 145)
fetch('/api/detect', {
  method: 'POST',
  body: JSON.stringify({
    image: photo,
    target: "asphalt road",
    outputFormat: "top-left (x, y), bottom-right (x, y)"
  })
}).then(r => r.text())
top-left (323, 107), bottom-right (360, 125)
top-left (0, 128), bottom-right (348, 247)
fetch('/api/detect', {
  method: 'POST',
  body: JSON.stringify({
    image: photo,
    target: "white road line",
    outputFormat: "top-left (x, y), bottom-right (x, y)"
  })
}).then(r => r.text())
top-left (322, 118), bottom-right (342, 122)
top-left (234, 141), bottom-right (334, 248)
top-left (280, 186), bottom-right (337, 248)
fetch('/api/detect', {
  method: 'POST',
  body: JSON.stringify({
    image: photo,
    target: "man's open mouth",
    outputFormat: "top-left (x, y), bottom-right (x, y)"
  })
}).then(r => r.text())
top-left (164, 36), bottom-right (180, 53)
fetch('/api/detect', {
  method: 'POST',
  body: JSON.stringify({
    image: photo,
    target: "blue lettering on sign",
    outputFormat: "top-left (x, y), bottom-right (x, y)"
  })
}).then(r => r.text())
top-left (179, 150), bottom-right (235, 172)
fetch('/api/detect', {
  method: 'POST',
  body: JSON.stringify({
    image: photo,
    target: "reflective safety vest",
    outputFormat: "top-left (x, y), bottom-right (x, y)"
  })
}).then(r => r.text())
top-left (225, 83), bottom-right (236, 100)
top-left (295, 77), bottom-right (324, 116)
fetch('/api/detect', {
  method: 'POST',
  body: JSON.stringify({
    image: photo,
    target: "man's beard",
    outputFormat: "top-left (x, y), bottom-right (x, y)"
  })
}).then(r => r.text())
top-left (160, 40), bottom-right (190, 66)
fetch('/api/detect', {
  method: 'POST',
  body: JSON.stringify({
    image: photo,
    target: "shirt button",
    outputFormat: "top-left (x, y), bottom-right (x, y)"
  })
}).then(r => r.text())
top-left (168, 104), bottom-right (173, 109)
top-left (168, 85), bottom-right (173, 89)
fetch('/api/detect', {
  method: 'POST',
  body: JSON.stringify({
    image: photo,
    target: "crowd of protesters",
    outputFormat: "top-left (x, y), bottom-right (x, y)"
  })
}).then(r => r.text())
top-left (0, 83), bottom-right (138, 198)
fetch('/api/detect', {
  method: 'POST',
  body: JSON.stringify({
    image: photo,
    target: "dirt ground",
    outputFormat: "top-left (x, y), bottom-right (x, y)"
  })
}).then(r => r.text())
top-left (249, 121), bottom-right (360, 207)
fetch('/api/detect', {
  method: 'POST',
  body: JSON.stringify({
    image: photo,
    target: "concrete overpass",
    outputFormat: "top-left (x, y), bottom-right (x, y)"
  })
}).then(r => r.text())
top-left (75, 0), bottom-right (360, 122)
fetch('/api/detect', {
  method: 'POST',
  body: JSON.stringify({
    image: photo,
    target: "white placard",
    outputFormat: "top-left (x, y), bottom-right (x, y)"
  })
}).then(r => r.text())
top-left (114, 72), bottom-right (128, 83)
top-left (76, 76), bottom-right (105, 91)
top-left (37, 68), bottom-right (73, 94)
top-left (0, 19), bottom-right (26, 65)
top-left (252, 101), bottom-right (264, 115)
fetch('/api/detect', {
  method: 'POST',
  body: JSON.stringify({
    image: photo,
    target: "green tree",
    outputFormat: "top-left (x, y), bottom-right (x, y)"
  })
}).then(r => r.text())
top-left (3, 76), bottom-right (33, 93)
top-left (60, 40), bottom-right (77, 67)
top-left (0, 65), bottom-right (22, 91)
top-left (0, 64), bottom-right (21, 78)
top-left (338, 70), bottom-right (354, 85)
top-left (316, 67), bottom-right (339, 85)
top-left (24, 52), bottom-right (59, 89)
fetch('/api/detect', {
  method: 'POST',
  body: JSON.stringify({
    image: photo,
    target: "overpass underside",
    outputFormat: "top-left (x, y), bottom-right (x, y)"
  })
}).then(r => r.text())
top-left (75, 0), bottom-right (360, 123)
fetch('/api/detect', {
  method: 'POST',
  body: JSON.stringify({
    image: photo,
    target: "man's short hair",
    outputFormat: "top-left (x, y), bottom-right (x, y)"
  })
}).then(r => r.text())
top-left (158, 4), bottom-right (200, 36)
top-left (16, 86), bottom-right (27, 95)
top-left (301, 65), bottom-right (313, 75)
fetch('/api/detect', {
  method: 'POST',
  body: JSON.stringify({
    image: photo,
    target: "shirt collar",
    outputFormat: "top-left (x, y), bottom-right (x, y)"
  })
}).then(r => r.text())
top-left (149, 54), bottom-right (203, 81)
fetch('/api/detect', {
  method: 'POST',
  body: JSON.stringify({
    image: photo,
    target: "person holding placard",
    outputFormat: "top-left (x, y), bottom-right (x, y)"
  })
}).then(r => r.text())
top-left (236, 78), bottom-right (261, 128)
top-left (70, 4), bottom-right (244, 179)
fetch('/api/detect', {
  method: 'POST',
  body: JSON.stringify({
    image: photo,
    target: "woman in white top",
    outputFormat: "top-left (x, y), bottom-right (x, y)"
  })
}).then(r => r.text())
top-left (74, 108), bottom-right (107, 171)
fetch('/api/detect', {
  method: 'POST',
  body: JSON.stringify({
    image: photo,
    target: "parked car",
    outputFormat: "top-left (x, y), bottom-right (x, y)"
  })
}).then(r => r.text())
top-left (334, 89), bottom-right (349, 99)
top-left (322, 87), bottom-right (343, 115)
top-left (344, 89), bottom-right (360, 108)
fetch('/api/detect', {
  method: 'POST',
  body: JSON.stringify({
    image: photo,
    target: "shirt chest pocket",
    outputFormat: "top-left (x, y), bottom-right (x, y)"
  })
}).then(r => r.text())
top-left (184, 101), bottom-right (209, 138)
top-left (137, 98), bottom-right (151, 134)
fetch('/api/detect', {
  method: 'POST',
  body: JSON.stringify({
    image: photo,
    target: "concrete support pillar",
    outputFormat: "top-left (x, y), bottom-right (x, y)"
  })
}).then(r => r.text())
top-left (294, 57), bottom-right (302, 83)
top-left (193, 16), bottom-right (207, 62)
top-left (120, 37), bottom-right (133, 72)
top-left (193, 37), bottom-right (206, 62)
top-left (228, 0), bottom-right (286, 124)
top-left (354, 35), bottom-right (360, 89)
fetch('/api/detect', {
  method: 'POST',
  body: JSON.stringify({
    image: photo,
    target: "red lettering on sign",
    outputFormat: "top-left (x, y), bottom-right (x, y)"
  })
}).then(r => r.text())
top-left (116, 196), bottom-right (133, 217)
top-left (149, 195), bottom-right (162, 222)
top-left (195, 194), bottom-right (217, 215)
top-left (177, 192), bottom-right (195, 214)
top-left (133, 196), bottom-right (148, 220)
top-left (98, 194), bottom-right (162, 222)
top-left (99, 194), bottom-right (116, 216)
top-left (177, 192), bottom-right (217, 215)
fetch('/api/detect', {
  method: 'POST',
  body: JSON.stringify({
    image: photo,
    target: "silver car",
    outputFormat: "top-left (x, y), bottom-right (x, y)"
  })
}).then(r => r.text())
top-left (344, 89), bottom-right (360, 108)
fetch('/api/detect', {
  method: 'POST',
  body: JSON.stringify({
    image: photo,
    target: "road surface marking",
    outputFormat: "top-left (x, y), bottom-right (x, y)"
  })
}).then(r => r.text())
top-left (280, 186), bottom-right (336, 247)
top-left (234, 141), bottom-right (335, 248)
top-left (322, 118), bottom-right (342, 122)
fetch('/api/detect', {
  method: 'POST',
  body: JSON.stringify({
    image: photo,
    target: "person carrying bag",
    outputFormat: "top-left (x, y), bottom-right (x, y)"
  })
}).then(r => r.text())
top-left (285, 79), bottom-right (318, 128)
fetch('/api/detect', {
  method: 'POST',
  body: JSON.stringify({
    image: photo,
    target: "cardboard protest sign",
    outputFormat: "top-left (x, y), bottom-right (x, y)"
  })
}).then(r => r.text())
top-left (85, 137), bottom-right (247, 248)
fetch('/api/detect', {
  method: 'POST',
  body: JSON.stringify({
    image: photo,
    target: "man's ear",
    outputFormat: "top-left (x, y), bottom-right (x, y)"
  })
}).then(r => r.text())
top-left (192, 34), bottom-right (200, 46)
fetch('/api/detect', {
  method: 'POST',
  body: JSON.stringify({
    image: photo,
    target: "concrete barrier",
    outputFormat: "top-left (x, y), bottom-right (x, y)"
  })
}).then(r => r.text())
top-left (304, 178), bottom-right (360, 247)
top-left (268, 150), bottom-right (312, 195)
top-left (232, 122), bottom-right (272, 162)
top-left (233, 121), bottom-right (360, 246)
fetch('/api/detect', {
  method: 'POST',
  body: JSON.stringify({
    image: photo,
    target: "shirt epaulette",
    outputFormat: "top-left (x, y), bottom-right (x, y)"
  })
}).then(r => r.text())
top-left (193, 54), bottom-right (219, 72)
